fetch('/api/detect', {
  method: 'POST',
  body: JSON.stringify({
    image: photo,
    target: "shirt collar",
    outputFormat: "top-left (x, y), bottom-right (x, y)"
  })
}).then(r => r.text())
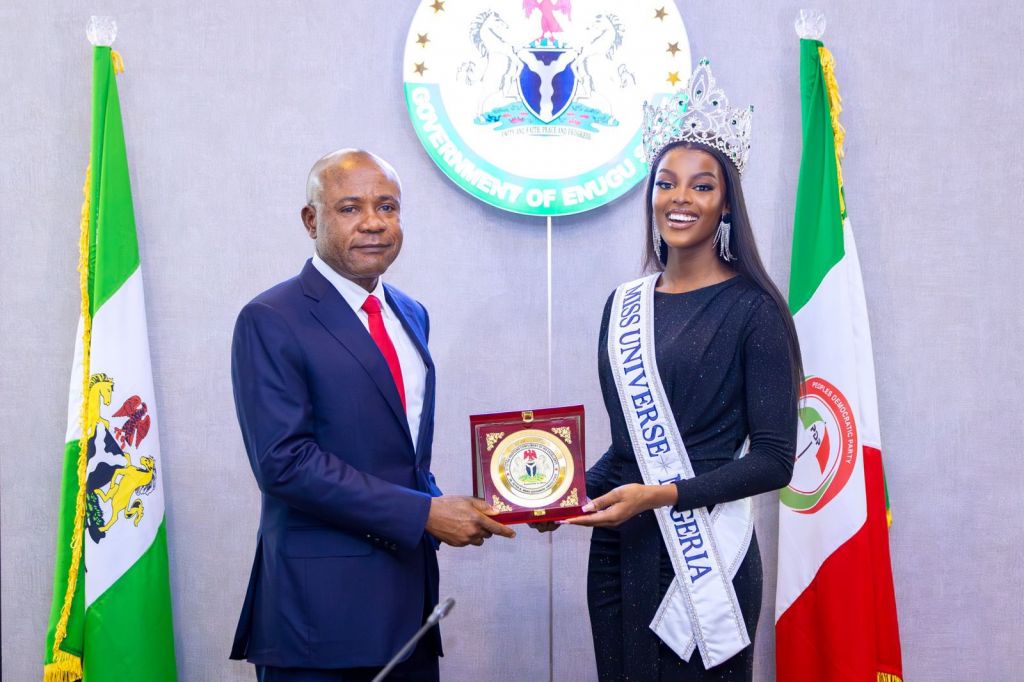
top-left (311, 252), bottom-right (390, 318)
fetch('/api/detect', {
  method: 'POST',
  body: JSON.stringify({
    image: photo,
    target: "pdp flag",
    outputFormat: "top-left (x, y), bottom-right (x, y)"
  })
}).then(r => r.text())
top-left (774, 24), bottom-right (903, 682)
top-left (44, 20), bottom-right (177, 681)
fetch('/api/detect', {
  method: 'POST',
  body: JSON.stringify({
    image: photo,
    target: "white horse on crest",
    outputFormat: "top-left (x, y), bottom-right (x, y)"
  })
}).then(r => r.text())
top-left (457, 11), bottom-right (520, 115)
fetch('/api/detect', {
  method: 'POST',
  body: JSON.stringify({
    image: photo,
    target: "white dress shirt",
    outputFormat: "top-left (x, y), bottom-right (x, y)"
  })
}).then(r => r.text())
top-left (312, 253), bottom-right (427, 451)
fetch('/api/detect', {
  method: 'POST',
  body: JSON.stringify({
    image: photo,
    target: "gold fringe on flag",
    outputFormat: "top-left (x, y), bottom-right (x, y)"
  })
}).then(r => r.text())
top-left (45, 165), bottom-right (93, 682)
top-left (43, 650), bottom-right (83, 682)
top-left (818, 46), bottom-right (847, 216)
top-left (111, 49), bottom-right (125, 74)
top-left (878, 673), bottom-right (903, 682)
top-left (883, 463), bottom-right (895, 528)
top-left (820, 46), bottom-right (897, 531)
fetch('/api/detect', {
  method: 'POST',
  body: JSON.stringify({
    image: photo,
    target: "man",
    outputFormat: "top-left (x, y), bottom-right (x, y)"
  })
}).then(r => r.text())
top-left (229, 149), bottom-right (514, 681)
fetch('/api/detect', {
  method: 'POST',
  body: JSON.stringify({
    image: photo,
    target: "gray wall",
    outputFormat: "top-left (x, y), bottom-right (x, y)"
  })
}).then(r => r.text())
top-left (3, 1), bottom-right (1022, 680)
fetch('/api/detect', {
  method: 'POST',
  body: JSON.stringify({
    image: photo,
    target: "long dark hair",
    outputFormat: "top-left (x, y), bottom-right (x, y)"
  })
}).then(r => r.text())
top-left (643, 140), bottom-right (804, 397)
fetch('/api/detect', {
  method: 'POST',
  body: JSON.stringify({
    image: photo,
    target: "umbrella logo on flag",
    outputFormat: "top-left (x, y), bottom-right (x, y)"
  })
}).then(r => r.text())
top-left (780, 376), bottom-right (858, 514)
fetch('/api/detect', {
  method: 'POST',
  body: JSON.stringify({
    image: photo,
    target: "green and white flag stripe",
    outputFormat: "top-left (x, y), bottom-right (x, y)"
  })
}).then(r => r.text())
top-left (788, 40), bottom-right (845, 316)
top-left (44, 45), bottom-right (177, 682)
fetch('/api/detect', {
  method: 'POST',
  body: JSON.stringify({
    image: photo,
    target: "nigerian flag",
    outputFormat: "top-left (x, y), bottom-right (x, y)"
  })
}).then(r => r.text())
top-left (774, 31), bottom-right (903, 682)
top-left (44, 25), bottom-right (177, 682)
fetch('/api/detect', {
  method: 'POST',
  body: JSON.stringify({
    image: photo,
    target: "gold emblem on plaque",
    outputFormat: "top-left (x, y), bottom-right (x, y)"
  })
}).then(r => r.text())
top-left (491, 495), bottom-right (513, 513)
top-left (559, 488), bottom-right (579, 508)
top-left (485, 432), bottom-right (505, 452)
top-left (490, 429), bottom-right (574, 509)
top-left (551, 426), bottom-right (572, 444)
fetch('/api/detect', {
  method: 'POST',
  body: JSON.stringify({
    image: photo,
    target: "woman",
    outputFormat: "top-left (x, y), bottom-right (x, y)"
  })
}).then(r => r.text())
top-left (537, 60), bottom-right (802, 680)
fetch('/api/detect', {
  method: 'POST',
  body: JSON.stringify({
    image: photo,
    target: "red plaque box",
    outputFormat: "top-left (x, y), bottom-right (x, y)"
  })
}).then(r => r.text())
top-left (470, 405), bottom-right (587, 525)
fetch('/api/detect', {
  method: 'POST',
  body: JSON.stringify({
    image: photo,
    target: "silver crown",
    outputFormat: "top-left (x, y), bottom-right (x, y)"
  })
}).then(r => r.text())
top-left (642, 59), bottom-right (753, 175)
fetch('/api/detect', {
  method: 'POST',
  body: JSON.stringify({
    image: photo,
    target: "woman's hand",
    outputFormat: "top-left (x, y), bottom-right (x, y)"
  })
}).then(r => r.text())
top-left (563, 483), bottom-right (678, 527)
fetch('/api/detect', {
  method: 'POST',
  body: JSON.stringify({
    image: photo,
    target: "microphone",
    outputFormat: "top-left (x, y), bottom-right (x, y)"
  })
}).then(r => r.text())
top-left (371, 598), bottom-right (455, 682)
top-left (427, 597), bottom-right (455, 626)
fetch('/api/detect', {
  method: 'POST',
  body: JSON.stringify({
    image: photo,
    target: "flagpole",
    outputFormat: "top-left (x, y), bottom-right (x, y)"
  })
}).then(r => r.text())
top-left (546, 215), bottom-right (553, 400)
top-left (776, 11), bottom-right (903, 680)
top-left (545, 213), bottom-right (554, 682)
top-left (44, 18), bottom-right (118, 682)
top-left (46, 16), bottom-right (178, 679)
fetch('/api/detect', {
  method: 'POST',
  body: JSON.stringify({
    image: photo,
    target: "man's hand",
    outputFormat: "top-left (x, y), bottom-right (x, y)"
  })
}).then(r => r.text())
top-left (426, 496), bottom-right (516, 547)
top-left (562, 483), bottom-right (678, 528)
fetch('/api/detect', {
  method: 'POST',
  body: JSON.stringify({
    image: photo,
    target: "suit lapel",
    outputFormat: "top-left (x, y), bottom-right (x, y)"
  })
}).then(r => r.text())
top-left (385, 285), bottom-right (435, 463)
top-left (301, 263), bottom-right (413, 448)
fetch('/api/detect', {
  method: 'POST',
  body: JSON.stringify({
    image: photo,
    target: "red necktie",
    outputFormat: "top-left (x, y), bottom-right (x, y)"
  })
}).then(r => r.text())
top-left (361, 294), bottom-right (406, 411)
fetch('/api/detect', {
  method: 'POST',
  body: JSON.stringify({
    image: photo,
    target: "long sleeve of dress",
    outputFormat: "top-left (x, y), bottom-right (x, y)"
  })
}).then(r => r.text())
top-left (672, 297), bottom-right (797, 511)
top-left (586, 447), bottom-right (618, 499)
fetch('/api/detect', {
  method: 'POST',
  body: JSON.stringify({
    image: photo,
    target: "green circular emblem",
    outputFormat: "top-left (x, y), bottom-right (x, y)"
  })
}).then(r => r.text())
top-left (403, 0), bottom-right (691, 216)
top-left (780, 376), bottom-right (859, 514)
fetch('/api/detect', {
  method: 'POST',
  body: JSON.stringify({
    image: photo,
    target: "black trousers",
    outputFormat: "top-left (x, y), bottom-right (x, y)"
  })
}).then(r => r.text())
top-left (254, 637), bottom-right (439, 682)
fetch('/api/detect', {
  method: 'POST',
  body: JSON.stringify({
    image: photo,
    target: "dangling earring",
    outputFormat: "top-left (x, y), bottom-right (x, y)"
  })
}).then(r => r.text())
top-left (714, 214), bottom-right (737, 261)
top-left (651, 217), bottom-right (664, 261)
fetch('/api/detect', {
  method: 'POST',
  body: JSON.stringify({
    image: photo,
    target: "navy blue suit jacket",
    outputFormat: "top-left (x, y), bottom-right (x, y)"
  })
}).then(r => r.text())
top-left (229, 260), bottom-right (442, 668)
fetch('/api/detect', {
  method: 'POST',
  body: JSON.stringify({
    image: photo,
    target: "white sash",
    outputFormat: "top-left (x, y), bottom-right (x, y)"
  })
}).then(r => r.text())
top-left (607, 275), bottom-right (754, 668)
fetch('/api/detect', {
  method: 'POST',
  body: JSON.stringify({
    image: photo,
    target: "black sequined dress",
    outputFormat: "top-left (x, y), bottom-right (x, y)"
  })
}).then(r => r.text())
top-left (586, 276), bottom-right (797, 681)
